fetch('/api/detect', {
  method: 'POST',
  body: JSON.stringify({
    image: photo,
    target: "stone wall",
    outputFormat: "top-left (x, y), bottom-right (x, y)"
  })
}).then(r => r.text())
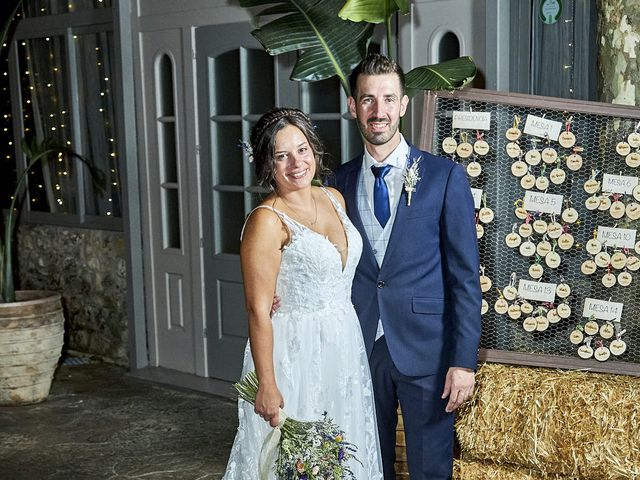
top-left (17, 224), bottom-right (128, 364)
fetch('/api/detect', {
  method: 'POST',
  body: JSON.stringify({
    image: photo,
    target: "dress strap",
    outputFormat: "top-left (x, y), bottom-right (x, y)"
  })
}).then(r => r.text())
top-left (319, 186), bottom-right (347, 217)
top-left (240, 205), bottom-right (302, 241)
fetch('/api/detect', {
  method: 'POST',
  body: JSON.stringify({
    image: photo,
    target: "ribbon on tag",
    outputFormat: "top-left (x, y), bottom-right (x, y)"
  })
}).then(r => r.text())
top-left (259, 408), bottom-right (288, 480)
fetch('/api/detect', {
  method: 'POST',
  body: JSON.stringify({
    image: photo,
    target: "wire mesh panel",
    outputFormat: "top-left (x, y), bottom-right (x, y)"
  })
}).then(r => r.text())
top-left (422, 89), bottom-right (640, 375)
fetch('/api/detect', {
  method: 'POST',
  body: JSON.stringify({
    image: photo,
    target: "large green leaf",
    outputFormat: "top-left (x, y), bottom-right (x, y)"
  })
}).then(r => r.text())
top-left (239, 0), bottom-right (374, 94)
top-left (338, 0), bottom-right (409, 24)
top-left (405, 56), bottom-right (476, 95)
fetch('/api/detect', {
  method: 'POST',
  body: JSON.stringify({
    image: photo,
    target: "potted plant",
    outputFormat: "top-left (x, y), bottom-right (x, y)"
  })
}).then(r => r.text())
top-left (0, 135), bottom-right (104, 405)
top-left (0, 0), bottom-right (105, 406)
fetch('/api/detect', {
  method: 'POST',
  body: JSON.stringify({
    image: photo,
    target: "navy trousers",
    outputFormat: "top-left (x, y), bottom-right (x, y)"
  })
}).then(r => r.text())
top-left (370, 337), bottom-right (454, 480)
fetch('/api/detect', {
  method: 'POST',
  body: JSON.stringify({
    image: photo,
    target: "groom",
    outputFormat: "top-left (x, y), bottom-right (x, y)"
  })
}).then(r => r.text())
top-left (329, 54), bottom-right (482, 479)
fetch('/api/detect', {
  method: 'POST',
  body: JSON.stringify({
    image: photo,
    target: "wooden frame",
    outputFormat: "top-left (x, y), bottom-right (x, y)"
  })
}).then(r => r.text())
top-left (421, 88), bottom-right (640, 377)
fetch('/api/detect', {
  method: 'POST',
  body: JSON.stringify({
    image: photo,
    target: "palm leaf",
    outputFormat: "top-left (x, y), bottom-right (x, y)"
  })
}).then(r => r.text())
top-left (239, 0), bottom-right (374, 95)
top-left (0, 0), bottom-right (22, 56)
top-left (338, 0), bottom-right (409, 24)
top-left (405, 56), bottom-right (476, 95)
top-left (1, 137), bottom-right (105, 303)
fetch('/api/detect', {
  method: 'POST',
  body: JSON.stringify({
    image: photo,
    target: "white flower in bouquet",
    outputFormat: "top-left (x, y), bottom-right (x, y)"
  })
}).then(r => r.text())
top-left (234, 371), bottom-right (361, 479)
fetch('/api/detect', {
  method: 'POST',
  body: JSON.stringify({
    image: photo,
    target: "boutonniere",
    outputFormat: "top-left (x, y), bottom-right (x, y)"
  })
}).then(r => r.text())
top-left (403, 156), bottom-right (422, 206)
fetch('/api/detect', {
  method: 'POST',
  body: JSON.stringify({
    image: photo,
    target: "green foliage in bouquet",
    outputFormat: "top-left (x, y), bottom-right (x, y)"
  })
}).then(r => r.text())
top-left (234, 371), bottom-right (360, 479)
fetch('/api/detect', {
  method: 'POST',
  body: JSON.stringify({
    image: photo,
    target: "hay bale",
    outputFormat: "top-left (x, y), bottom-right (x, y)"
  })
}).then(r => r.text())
top-left (455, 363), bottom-right (640, 479)
top-left (454, 457), bottom-right (574, 479)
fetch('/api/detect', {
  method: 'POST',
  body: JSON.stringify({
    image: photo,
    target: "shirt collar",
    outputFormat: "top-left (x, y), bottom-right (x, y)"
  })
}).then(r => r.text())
top-left (363, 135), bottom-right (410, 171)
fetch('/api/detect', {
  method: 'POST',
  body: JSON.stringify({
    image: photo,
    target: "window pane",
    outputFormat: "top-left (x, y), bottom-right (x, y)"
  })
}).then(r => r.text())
top-left (215, 191), bottom-right (245, 255)
top-left (212, 50), bottom-right (240, 115)
top-left (307, 77), bottom-right (341, 114)
top-left (246, 49), bottom-right (274, 114)
top-left (313, 120), bottom-right (341, 172)
top-left (438, 31), bottom-right (460, 62)
top-left (159, 121), bottom-right (178, 184)
top-left (163, 187), bottom-right (181, 249)
top-left (18, 36), bottom-right (76, 214)
top-left (346, 119), bottom-right (362, 163)
top-left (75, 31), bottom-right (121, 217)
top-left (214, 121), bottom-right (243, 185)
top-left (156, 54), bottom-right (175, 117)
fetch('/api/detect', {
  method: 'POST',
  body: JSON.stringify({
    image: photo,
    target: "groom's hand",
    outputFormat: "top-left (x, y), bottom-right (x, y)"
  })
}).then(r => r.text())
top-left (442, 367), bottom-right (475, 413)
top-left (270, 295), bottom-right (281, 317)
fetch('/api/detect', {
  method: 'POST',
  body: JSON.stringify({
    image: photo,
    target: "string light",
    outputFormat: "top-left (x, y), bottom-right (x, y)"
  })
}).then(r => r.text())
top-left (1, 23), bottom-right (121, 217)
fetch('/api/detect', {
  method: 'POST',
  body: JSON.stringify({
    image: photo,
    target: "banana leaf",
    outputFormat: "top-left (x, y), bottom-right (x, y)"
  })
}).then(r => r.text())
top-left (239, 0), bottom-right (374, 95)
top-left (338, 0), bottom-right (409, 24)
top-left (405, 56), bottom-right (476, 96)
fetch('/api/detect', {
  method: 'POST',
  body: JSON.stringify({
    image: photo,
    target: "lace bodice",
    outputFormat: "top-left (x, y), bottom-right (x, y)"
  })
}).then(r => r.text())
top-left (254, 188), bottom-right (363, 312)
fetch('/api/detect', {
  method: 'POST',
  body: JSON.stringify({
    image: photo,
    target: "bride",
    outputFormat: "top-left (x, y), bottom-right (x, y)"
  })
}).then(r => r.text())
top-left (222, 107), bottom-right (383, 479)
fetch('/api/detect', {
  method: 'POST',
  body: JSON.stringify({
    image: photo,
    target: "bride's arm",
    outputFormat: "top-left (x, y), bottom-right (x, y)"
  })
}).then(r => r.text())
top-left (240, 208), bottom-right (287, 427)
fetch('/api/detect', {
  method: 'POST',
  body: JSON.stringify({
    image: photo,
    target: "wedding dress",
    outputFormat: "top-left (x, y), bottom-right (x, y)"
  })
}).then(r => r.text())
top-left (223, 188), bottom-right (383, 479)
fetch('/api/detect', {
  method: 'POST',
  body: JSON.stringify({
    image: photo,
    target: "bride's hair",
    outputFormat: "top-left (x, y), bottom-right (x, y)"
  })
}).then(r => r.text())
top-left (250, 107), bottom-right (328, 189)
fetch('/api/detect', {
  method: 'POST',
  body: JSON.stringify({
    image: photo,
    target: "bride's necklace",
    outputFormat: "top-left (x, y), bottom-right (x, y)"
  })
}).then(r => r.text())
top-left (279, 192), bottom-right (318, 227)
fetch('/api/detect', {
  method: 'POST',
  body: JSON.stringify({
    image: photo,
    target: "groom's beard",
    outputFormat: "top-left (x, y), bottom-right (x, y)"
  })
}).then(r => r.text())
top-left (357, 116), bottom-right (401, 146)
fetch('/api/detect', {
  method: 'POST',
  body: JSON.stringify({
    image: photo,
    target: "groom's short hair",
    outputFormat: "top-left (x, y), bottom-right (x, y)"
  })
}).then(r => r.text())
top-left (349, 53), bottom-right (406, 97)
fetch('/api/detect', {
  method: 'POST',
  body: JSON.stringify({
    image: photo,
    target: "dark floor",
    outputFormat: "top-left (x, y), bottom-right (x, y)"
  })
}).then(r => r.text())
top-left (0, 362), bottom-right (238, 480)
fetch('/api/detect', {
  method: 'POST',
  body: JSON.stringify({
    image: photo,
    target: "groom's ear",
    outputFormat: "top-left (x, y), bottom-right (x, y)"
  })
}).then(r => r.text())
top-left (347, 96), bottom-right (357, 119)
top-left (400, 94), bottom-right (409, 117)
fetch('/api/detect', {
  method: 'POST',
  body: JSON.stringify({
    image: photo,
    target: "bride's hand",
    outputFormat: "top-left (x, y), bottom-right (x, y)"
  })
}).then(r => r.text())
top-left (255, 383), bottom-right (284, 427)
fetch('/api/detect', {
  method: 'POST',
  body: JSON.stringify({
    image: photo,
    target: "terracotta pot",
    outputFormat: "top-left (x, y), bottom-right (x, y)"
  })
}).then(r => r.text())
top-left (0, 291), bottom-right (64, 406)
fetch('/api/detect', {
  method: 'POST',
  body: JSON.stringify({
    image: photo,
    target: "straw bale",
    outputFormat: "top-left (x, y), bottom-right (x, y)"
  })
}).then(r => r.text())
top-left (453, 457), bottom-right (575, 479)
top-left (455, 363), bottom-right (640, 479)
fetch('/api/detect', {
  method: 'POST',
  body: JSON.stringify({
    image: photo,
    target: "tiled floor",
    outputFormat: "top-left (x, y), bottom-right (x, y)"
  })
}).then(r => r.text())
top-left (0, 363), bottom-right (238, 479)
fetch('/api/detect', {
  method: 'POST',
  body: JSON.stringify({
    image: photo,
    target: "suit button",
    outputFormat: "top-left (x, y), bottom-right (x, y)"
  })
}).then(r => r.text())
top-left (377, 281), bottom-right (385, 288)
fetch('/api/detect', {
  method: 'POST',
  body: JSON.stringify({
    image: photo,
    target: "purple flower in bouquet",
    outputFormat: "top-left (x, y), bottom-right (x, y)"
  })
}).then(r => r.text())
top-left (233, 371), bottom-right (360, 479)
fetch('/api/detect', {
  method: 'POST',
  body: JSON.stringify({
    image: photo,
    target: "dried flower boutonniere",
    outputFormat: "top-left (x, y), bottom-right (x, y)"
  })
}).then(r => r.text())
top-left (403, 156), bottom-right (422, 206)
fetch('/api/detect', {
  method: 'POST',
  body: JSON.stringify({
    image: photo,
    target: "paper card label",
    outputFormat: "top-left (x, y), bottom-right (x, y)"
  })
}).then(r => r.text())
top-left (452, 111), bottom-right (491, 130)
top-left (523, 191), bottom-right (563, 214)
top-left (597, 226), bottom-right (637, 249)
top-left (451, 111), bottom-right (491, 130)
top-left (602, 173), bottom-right (639, 194)
top-left (518, 279), bottom-right (557, 303)
top-left (582, 298), bottom-right (624, 322)
top-left (471, 188), bottom-right (482, 210)
top-left (523, 114), bottom-right (562, 141)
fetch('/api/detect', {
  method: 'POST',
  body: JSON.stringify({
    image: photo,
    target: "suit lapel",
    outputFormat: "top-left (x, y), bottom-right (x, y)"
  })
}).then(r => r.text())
top-left (380, 145), bottom-right (427, 271)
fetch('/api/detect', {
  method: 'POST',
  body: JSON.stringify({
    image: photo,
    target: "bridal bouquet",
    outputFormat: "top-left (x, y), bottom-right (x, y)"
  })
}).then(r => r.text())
top-left (234, 371), bottom-right (360, 480)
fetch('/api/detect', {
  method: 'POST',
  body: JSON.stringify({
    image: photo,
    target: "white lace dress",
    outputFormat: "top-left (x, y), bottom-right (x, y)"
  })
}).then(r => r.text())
top-left (223, 189), bottom-right (383, 479)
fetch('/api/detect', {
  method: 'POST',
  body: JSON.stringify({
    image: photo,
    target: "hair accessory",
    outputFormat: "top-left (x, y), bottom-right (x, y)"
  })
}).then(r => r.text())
top-left (238, 140), bottom-right (254, 163)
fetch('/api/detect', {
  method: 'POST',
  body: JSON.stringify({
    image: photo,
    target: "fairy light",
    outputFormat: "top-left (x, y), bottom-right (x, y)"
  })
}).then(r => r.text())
top-left (0, 23), bottom-right (121, 218)
top-left (559, 0), bottom-right (576, 97)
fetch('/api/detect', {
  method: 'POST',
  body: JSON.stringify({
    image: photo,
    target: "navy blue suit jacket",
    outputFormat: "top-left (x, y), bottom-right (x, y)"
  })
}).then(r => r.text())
top-left (329, 144), bottom-right (482, 377)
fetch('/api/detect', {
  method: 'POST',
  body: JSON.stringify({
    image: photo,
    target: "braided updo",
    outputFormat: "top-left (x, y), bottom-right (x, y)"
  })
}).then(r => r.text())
top-left (250, 107), bottom-right (328, 189)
